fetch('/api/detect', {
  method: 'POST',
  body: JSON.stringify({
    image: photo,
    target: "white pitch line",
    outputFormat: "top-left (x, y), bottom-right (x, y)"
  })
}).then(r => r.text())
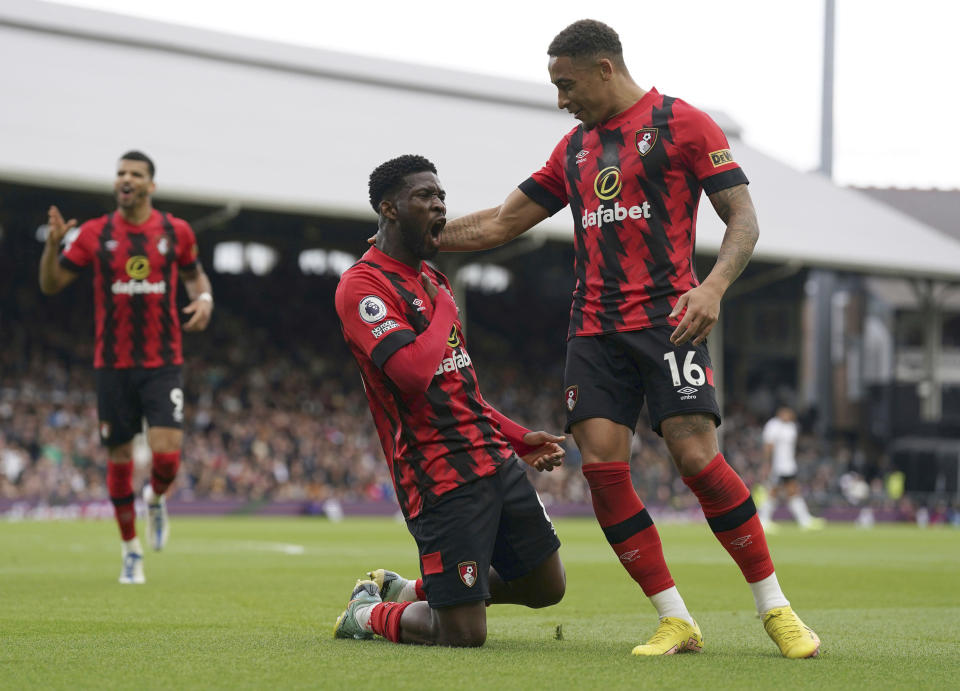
top-left (169, 540), bottom-right (307, 555)
top-left (236, 541), bottom-right (305, 555)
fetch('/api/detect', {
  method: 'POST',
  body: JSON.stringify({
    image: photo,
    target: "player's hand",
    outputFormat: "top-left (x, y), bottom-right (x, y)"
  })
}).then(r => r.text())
top-left (419, 272), bottom-right (439, 302)
top-left (182, 297), bottom-right (213, 331)
top-left (669, 283), bottom-right (723, 345)
top-left (47, 205), bottom-right (77, 247)
top-left (520, 431), bottom-right (566, 472)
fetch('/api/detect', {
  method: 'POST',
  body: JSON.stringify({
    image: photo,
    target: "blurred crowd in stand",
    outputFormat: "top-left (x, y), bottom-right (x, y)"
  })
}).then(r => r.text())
top-left (1, 264), bottom-right (952, 523)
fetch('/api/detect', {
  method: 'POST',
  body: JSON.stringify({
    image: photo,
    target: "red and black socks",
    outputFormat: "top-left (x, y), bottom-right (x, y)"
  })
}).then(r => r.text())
top-left (582, 462), bottom-right (676, 597)
top-left (683, 453), bottom-right (775, 583)
top-left (107, 460), bottom-right (136, 540)
top-left (150, 450), bottom-right (181, 496)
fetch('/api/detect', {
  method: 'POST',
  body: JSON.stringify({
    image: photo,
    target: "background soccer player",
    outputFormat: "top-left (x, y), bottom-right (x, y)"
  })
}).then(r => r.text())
top-left (38, 150), bottom-right (213, 584)
top-left (333, 155), bottom-right (566, 647)
top-left (435, 20), bottom-right (820, 658)
top-left (758, 406), bottom-right (824, 531)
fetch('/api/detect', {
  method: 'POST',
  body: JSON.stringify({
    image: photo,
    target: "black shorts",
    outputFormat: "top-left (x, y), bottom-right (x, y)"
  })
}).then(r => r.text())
top-left (406, 458), bottom-right (561, 609)
top-left (95, 365), bottom-right (184, 447)
top-left (563, 326), bottom-right (721, 436)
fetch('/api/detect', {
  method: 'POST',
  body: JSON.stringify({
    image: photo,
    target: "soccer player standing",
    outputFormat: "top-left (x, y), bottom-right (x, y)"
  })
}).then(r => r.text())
top-left (39, 151), bottom-right (213, 584)
top-left (333, 155), bottom-right (566, 647)
top-left (437, 20), bottom-right (820, 658)
top-left (758, 406), bottom-right (824, 530)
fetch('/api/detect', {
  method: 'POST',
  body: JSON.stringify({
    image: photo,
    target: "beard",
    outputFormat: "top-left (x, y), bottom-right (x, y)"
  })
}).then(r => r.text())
top-left (398, 220), bottom-right (438, 261)
top-left (116, 189), bottom-right (146, 209)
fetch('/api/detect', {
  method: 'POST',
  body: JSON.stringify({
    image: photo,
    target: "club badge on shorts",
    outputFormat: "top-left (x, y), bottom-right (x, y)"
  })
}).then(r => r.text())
top-left (565, 385), bottom-right (578, 412)
top-left (458, 561), bottom-right (478, 587)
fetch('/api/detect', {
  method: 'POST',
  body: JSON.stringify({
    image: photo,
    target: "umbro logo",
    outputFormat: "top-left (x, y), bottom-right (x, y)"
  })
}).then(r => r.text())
top-left (730, 535), bottom-right (753, 550)
top-left (412, 298), bottom-right (425, 312)
top-left (575, 149), bottom-right (590, 165)
top-left (619, 549), bottom-right (642, 563)
top-left (677, 386), bottom-right (698, 395)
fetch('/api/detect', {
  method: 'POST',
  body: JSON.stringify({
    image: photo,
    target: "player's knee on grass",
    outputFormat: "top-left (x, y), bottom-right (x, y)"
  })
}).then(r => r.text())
top-left (525, 580), bottom-right (565, 609)
top-left (437, 621), bottom-right (486, 647)
top-left (520, 555), bottom-right (566, 609)
top-left (435, 606), bottom-right (487, 647)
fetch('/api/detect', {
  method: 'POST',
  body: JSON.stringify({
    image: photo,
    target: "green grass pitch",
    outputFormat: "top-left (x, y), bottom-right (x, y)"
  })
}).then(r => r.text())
top-left (1, 516), bottom-right (957, 689)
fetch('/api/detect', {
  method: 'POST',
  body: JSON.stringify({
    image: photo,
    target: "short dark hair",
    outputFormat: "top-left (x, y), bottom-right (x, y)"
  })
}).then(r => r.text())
top-left (368, 154), bottom-right (437, 212)
top-left (119, 150), bottom-right (155, 179)
top-left (548, 19), bottom-right (623, 64)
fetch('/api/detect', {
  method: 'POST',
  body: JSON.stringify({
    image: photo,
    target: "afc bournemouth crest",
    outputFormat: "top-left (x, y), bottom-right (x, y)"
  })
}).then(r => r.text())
top-left (635, 128), bottom-right (658, 156)
top-left (565, 385), bottom-right (578, 412)
top-left (458, 561), bottom-right (478, 587)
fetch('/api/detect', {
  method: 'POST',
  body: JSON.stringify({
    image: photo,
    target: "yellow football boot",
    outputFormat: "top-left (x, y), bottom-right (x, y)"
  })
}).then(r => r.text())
top-left (763, 606), bottom-right (820, 658)
top-left (631, 617), bottom-right (703, 656)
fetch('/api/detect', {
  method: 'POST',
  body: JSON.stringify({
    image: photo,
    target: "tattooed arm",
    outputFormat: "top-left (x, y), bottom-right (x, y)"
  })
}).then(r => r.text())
top-left (440, 188), bottom-right (550, 251)
top-left (668, 183), bottom-right (759, 345)
top-left (703, 183), bottom-right (760, 292)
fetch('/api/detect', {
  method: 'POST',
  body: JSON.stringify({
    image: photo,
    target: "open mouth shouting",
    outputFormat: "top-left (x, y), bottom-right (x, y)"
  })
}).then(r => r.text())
top-left (428, 217), bottom-right (446, 249)
top-left (117, 184), bottom-right (135, 204)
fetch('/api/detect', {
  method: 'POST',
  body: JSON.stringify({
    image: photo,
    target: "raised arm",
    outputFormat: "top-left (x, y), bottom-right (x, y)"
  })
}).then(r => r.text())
top-left (38, 206), bottom-right (79, 295)
top-left (440, 188), bottom-right (550, 252)
top-left (669, 183), bottom-right (759, 345)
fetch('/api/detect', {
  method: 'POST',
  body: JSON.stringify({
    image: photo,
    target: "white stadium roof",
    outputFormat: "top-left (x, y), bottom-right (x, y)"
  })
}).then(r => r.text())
top-left (3, 0), bottom-right (960, 279)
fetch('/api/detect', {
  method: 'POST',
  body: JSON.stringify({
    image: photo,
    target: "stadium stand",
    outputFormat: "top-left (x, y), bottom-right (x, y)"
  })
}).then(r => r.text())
top-left (4, 183), bottom-right (954, 525)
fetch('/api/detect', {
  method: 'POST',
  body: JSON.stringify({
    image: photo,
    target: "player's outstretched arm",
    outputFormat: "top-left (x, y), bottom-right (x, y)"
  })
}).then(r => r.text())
top-left (669, 184), bottom-right (758, 345)
top-left (38, 206), bottom-right (79, 294)
top-left (440, 188), bottom-right (550, 252)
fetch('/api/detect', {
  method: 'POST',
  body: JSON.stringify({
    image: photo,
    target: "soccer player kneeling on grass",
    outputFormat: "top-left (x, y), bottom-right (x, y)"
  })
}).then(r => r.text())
top-left (333, 155), bottom-right (566, 646)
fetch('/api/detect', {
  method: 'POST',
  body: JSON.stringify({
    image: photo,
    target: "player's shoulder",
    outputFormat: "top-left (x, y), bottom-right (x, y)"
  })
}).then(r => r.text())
top-left (335, 257), bottom-right (389, 305)
top-left (80, 213), bottom-right (112, 232)
top-left (157, 210), bottom-right (194, 233)
top-left (666, 94), bottom-right (720, 128)
top-left (556, 123), bottom-right (581, 147)
top-left (337, 255), bottom-right (377, 284)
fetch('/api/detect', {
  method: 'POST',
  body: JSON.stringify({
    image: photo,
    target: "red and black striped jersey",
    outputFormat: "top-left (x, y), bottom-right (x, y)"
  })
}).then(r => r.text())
top-left (60, 209), bottom-right (199, 369)
top-left (520, 88), bottom-right (748, 339)
top-left (335, 246), bottom-right (514, 519)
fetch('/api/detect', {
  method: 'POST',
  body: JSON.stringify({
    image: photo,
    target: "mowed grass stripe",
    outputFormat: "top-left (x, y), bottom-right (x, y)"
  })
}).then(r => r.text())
top-left (0, 518), bottom-right (957, 689)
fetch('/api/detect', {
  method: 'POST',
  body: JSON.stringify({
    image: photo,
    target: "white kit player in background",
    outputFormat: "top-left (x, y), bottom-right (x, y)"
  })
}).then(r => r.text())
top-left (758, 406), bottom-right (824, 531)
